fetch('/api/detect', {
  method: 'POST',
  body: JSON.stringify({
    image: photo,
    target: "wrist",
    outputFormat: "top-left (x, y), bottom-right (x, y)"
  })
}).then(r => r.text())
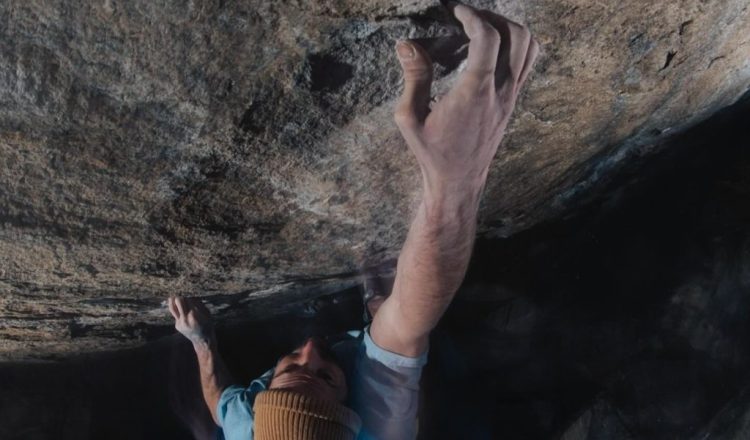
top-left (421, 165), bottom-right (486, 195)
top-left (421, 174), bottom-right (484, 215)
top-left (191, 335), bottom-right (216, 353)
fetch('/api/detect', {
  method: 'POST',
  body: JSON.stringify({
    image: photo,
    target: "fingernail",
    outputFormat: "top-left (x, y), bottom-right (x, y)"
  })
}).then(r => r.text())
top-left (396, 41), bottom-right (415, 60)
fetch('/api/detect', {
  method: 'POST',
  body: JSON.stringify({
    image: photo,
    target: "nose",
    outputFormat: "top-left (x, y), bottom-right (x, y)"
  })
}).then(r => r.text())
top-left (297, 337), bottom-right (326, 369)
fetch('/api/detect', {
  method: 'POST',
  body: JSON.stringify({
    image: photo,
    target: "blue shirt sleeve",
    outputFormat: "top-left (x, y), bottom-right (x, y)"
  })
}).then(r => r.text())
top-left (217, 385), bottom-right (256, 440)
top-left (349, 326), bottom-right (428, 440)
top-left (216, 369), bottom-right (274, 440)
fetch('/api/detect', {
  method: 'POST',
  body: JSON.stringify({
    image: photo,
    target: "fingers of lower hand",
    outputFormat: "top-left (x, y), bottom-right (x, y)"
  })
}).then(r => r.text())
top-left (169, 296), bottom-right (210, 327)
top-left (175, 312), bottom-right (200, 332)
top-left (168, 296), bottom-right (183, 320)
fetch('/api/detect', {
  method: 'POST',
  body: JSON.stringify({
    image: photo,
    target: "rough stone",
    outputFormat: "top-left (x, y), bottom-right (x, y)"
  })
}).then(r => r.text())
top-left (0, 84), bottom-right (748, 438)
top-left (0, 0), bottom-right (749, 359)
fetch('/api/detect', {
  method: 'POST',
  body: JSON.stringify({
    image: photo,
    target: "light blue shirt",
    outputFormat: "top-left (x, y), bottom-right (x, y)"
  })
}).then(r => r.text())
top-left (217, 326), bottom-right (428, 440)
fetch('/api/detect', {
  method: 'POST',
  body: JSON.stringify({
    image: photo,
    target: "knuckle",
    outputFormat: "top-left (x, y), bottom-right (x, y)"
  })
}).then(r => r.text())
top-left (457, 4), bottom-right (479, 19)
top-left (523, 30), bottom-right (532, 44)
top-left (514, 24), bottom-right (532, 41)
top-left (478, 22), bottom-right (501, 44)
top-left (393, 108), bottom-right (418, 128)
top-left (403, 68), bottom-right (432, 81)
top-left (462, 8), bottom-right (485, 35)
top-left (463, 70), bottom-right (495, 91)
top-left (507, 20), bottom-right (525, 32)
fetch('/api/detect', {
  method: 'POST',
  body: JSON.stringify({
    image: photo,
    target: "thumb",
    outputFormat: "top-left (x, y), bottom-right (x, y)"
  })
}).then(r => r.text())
top-left (394, 40), bottom-right (433, 129)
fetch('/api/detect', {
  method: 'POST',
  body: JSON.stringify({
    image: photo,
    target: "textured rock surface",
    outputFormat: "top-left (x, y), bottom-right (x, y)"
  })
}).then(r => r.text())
top-left (1, 93), bottom-right (747, 439)
top-left (1, 0), bottom-right (749, 359)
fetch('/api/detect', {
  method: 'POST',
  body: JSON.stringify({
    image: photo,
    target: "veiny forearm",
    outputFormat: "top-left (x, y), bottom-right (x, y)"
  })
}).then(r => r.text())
top-left (193, 338), bottom-right (233, 425)
top-left (372, 180), bottom-right (483, 356)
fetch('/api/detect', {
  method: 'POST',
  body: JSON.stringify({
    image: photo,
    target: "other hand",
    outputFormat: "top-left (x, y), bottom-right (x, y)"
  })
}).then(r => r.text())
top-left (393, 3), bottom-right (539, 193)
top-left (168, 295), bottom-right (214, 345)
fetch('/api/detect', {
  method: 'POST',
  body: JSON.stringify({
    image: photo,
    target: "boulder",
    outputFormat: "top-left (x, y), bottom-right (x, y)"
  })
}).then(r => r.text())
top-left (0, 0), bottom-right (748, 359)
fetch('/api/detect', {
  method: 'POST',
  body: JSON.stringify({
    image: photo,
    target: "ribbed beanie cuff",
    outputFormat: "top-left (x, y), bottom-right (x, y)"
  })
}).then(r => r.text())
top-left (253, 389), bottom-right (362, 440)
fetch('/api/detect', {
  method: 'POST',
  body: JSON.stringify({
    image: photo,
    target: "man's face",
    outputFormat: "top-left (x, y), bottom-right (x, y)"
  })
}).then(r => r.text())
top-left (268, 337), bottom-right (347, 403)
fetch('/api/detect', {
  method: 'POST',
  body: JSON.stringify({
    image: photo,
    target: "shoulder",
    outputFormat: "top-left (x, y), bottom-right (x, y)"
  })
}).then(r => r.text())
top-left (347, 326), bottom-right (428, 439)
top-left (361, 325), bottom-right (429, 371)
top-left (216, 371), bottom-right (272, 439)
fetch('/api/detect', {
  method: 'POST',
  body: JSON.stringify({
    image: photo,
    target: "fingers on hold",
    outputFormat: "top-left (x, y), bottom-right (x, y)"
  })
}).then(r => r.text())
top-left (396, 40), bottom-right (433, 77)
top-left (454, 5), bottom-right (501, 76)
top-left (453, 4), bottom-right (489, 39)
top-left (518, 27), bottom-right (533, 61)
top-left (507, 25), bottom-right (532, 82)
top-left (167, 296), bottom-right (179, 319)
top-left (479, 10), bottom-right (525, 35)
top-left (472, 16), bottom-right (502, 49)
top-left (519, 38), bottom-right (540, 88)
top-left (477, 11), bottom-right (533, 83)
top-left (174, 296), bottom-right (185, 317)
top-left (394, 101), bottom-right (421, 129)
top-left (467, 24), bottom-right (502, 76)
top-left (395, 40), bottom-right (433, 126)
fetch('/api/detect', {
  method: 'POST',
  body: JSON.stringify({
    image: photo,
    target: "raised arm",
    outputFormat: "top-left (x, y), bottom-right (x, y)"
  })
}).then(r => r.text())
top-left (370, 3), bottom-right (539, 357)
top-left (169, 296), bottom-right (233, 425)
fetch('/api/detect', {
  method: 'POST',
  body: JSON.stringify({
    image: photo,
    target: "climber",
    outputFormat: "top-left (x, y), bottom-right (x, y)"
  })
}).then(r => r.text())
top-left (168, 2), bottom-right (538, 439)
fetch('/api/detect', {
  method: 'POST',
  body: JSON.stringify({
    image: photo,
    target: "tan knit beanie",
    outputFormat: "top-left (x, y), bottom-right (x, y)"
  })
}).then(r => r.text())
top-left (253, 389), bottom-right (362, 440)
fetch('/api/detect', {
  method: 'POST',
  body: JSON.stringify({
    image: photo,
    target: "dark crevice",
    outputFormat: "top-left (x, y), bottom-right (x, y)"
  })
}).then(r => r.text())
top-left (69, 321), bottom-right (173, 340)
top-left (708, 55), bottom-right (726, 69)
top-left (238, 101), bottom-right (264, 135)
top-left (307, 53), bottom-right (354, 92)
top-left (679, 19), bottom-right (694, 36)
top-left (661, 50), bottom-right (677, 70)
top-left (235, 85), bottom-right (283, 137)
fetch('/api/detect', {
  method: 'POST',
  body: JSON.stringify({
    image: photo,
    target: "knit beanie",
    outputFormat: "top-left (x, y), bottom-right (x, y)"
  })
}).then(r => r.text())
top-left (253, 389), bottom-right (362, 440)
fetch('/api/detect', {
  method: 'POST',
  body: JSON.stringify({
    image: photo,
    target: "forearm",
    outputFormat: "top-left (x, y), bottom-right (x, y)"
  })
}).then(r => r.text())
top-left (192, 338), bottom-right (233, 425)
top-left (372, 179), bottom-right (483, 355)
